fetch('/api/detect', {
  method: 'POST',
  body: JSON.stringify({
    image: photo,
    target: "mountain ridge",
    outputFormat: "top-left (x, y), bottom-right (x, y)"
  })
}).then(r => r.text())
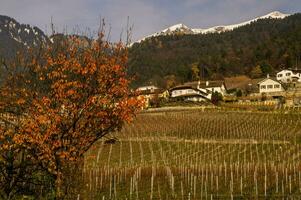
top-left (132, 11), bottom-right (290, 45)
top-left (0, 15), bottom-right (50, 59)
top-left (0, 12), bottom-right (300, 89)
top-left (128, 13), bottom-right (301, 88)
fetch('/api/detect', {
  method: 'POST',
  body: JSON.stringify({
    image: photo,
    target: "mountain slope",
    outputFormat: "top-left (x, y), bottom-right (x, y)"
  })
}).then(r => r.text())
top-left (128, 13), bottom-right (301, 88)
top-left (0, 15), bottom-right (50, 59)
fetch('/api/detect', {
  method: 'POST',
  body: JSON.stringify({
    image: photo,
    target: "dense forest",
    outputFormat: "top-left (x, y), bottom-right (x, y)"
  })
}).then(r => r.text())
top-left (128, 13), bottom-right (301, 88)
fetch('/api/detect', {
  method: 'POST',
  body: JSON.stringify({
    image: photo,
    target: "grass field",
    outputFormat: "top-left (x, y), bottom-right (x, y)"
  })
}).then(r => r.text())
top-left (80, 109), bottom-right (301, 199)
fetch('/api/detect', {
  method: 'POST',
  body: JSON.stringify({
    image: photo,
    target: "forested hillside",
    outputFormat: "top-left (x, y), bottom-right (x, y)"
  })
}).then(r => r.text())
top-left (128, 14), bottom-right (301, 88)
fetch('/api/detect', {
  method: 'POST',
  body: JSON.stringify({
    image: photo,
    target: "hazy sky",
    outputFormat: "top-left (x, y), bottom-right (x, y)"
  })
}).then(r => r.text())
top-left (1, 0), bottom-right (301, 41)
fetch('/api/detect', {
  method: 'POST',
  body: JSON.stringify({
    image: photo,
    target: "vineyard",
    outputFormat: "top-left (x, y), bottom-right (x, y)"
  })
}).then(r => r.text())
top-left (81, 109), bottom-right (301, 199)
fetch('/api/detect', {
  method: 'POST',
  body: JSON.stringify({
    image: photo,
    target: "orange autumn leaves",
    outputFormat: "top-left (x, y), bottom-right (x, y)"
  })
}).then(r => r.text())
top-left (0, 36), bottom-right (143, 176)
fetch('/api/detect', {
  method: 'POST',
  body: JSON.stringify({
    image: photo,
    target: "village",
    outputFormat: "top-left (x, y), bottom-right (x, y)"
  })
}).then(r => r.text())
top-left (2, 3), bottom-right (301, 198)
top-left (137, 68), bottom-right (301, 108)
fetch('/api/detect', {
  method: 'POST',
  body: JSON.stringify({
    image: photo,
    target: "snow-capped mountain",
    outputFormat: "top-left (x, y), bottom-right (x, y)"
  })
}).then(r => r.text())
top-left (133, 23), bottom-right (193, 44)
top-left (192, 11), bottom-right (289, 34)
top-left (0, 15), bottom-right (50, 58)
top-left (133, 11), bottom-right (290, 45)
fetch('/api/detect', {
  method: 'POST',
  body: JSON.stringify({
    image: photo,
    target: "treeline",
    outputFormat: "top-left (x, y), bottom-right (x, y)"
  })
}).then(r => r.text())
top-left (128, 13), bottom-right (301, 88)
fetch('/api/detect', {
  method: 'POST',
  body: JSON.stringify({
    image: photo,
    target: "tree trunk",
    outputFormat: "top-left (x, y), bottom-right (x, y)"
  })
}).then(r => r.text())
top-left (55, 168), bottom-right (63, 200)
top-left (4, 151), bottom-right (15, 200)
top-left (55, 170), bottom-right (62, 199)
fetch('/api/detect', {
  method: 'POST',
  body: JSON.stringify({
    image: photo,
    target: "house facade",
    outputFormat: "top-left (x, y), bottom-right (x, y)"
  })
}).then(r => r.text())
top-left (258, 78), bottom-right (284, 94)
top-left (170, 83), bottom-right (210, 102)
top-left (169, 80), bottom-right (226, 102)
top-left (276, 69), bottom-right (301, 83)
top-left (199, 81), bottom-right (227, 96)
top-left (137, 86), bottom-right (168, 108)
top-left (137, 85), bottom-right (159, 91)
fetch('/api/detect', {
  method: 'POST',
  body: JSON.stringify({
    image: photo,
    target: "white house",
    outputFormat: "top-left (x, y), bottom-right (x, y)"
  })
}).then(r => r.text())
top-left (258, 78), bottom-right (284, 94)
top-left (137, 85), bottom-right (159, 91)
top-left (276, 69), bottom-right (301, 83)
top-left (169, 80), bottom-right (225, 101)
top-left (198, 81), bottom-right (227, 96)
top-left (170, 82), bottom-right (211, 102)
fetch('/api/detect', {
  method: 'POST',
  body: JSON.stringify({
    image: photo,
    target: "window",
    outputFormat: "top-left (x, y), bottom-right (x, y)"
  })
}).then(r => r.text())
top-left (286, 73), bottom-right (291, 76)
top-left (274, 85), bottom-right (280, 88)
top-left (267, 85), bottom-right (273, 89)
top-left (261, 85), bottom-right (266, 89)
top-left (277, 74), bottom-right (283, 77)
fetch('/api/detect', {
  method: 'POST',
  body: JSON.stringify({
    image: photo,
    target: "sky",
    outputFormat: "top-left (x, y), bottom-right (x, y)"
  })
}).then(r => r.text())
top-left (0, 0), bottom-right (301, 42)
